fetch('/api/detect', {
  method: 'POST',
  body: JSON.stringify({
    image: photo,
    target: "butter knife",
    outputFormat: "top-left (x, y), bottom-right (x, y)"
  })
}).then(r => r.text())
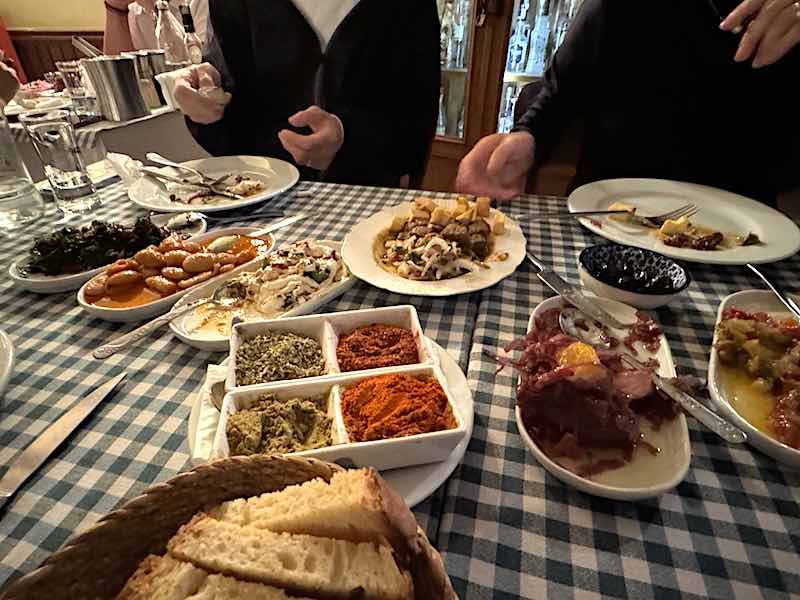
top-left (526, 251), bottom-right (629, 330)
top-left (621, 355), bottom-right (747, 444)
top-left (0, 372), bottom-right (127, 511)
top-left (250, 213), bottom-right (306, 237)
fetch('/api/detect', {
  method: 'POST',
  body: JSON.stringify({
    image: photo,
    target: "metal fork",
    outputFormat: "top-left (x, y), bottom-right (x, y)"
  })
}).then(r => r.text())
top-left (635, 203), bottom-right (698, 228)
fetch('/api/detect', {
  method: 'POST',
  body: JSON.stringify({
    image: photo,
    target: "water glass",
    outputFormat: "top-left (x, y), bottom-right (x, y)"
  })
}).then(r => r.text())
top-left (19, 110), bottom-right (99, 217)
top-left (0, 114), bottom-right (45, 230)
top-left (56, 60), bottom-right (99, 118)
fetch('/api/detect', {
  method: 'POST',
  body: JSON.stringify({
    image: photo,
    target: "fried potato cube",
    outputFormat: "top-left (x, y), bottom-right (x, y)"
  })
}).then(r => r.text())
top-left (492, 212), bottom-right (506, 235)
top-left (389, 216), bottom-right (407, 232)
top-left (456, 196), bottom-right (470, 214)
top-left (430, 207), bottom-right (451, 226)
top-left (412, 208), bottom-right (431, 222)
top-left (455, 208), bottom-right (474, 224)
top-left (475, 196), bottom-right (491, 217)
top-left (414, 197), bottom-right (437, 212)
top-left (659, 216), bottom-right (690, 236)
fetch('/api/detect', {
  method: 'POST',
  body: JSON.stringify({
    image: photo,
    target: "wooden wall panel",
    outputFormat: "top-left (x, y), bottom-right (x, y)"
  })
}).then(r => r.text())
top-left (9, 30), bottom-right (103, 81)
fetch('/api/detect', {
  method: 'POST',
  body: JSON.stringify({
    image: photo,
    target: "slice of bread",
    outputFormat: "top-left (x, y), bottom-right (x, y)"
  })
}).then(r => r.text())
top-left (118, 554), bottom-right (315, 600)
top-left (167, 514), bottom-right (414, 600)
top-left (209, 468), bottom-right (418, 552)
top-left (116, 554), bottom-right (207, 600)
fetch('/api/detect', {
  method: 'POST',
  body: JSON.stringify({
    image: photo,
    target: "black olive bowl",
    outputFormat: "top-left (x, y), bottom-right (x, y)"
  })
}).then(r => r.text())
top-left (578, 244), bottom-right (691, 309)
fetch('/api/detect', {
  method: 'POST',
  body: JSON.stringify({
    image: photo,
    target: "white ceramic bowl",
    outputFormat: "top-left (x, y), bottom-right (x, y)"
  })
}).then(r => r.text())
top-left (515, 296), bottom-right (691, 500)
top-left (9, 213), bottom-right (206, 294)
top-left (77, 227), bottom-right (273, 323)
top-left (708, 290), bottom-right (800, 468)
top-left (578, 244), bottom-right (691, 309)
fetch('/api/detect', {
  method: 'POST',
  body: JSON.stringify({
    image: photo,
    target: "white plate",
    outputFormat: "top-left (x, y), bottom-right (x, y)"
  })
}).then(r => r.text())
top-left (0, 329), bottom-right (14, 400)
top-left (568, 178), bottom-right (800, 265)
top-left (4, 96), bottom-right (72, 117)
top-left (8, 213), bottom-right (207, 294)
top-left (515, 296), bottom-right (691, 500)
top-left (708, 290), bottom-right (800, 467)
top-left (187, 339), bottom-right (474, 508)
top-left (342, 202), bottom-right (526, 297)
top-left (169, 241), bottom-right (356, 351)
top-left (77, 227), bottom-right (274, 322)
top-left (128, 155), bottom-right (299, 213)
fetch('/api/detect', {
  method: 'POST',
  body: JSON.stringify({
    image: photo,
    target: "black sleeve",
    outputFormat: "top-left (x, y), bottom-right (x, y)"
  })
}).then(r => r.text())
top-left (185, 0), bottom-right (254, 156)
top-left (326, 0), bottom-right (441, 185)
top-left (512, 0), bottom-right (605, 163)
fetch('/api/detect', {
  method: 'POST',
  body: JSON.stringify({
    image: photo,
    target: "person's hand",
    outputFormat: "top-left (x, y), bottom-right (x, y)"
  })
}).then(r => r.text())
top-left (104, 0), bottom-right (137, 11)
top-left (173, 63), bottom-right (231, 125)
top-left (720, 0), bottom-right (800, 67)
top-left (278, 106), bottom-right (344, 171)
top-left (0, 62), bottom-right (20, 105)
top-left (455, 132), bottom-right (535, 200)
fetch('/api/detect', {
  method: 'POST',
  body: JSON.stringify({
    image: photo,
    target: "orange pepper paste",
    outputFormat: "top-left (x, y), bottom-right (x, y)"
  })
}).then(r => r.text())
top-left (336, 323), bottom-right (420, 372)
top-left (341, 373), bottom-right (456, 441)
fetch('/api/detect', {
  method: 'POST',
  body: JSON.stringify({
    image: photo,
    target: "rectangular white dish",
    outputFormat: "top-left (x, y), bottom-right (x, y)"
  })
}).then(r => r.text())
top-left (212, 363), bottom-right (465, 471)
top-left (227, 305), bottom-right (436, 391)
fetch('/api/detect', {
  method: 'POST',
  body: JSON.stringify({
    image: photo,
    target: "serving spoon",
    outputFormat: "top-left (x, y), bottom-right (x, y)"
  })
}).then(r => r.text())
top-left (558, 307), bottom-right (747, 444)
top-left (93, 281), bottom-right (245, 359)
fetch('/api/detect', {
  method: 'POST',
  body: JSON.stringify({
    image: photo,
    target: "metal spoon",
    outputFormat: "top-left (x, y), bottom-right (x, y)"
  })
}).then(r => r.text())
top-left (746, 263), bottom-right (800, 321)
top-left (559, 307), bottom-right (747, 444)
top-left (210, 380), bottom-right (226, 411)
top-left (92, 281), bottom-right (245, 359)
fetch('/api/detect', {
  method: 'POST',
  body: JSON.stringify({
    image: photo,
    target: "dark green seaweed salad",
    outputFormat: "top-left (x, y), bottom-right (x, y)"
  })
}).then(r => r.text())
top-left (21, 217), bottom-right (169, 277)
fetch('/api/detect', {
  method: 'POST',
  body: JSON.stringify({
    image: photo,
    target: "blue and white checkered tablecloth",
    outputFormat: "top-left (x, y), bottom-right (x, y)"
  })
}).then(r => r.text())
top-left (0, 180), bottom-right (480, 586)
top-left (435, 209), bottom-right (800, 599)
top-left (2, 182), bottom-right (799, 598)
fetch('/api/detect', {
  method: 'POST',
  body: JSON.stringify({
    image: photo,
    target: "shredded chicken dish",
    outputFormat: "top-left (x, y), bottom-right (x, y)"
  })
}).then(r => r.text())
top-left (378, 196), bottom-right (508, 281)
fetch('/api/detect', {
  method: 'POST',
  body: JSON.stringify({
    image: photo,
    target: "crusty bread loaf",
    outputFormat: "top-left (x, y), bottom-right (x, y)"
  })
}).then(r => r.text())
top-left (167, 514), bottom-right (414, 600)
top-left (117, 554), bottom-right (314, 600)
top-left (209, 468), bottom-right (418, 552)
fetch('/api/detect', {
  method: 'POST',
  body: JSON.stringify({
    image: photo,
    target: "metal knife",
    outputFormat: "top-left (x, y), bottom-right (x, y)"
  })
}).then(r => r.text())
top-left (517, 209), bottom-right (630, 221)
top-left (0, 372), bottom-right (127, 511)
top-left (621, 355), bottom-right (747, 444)
top-left (526, 251), bottom-right (629, 330)
top-left (251, 213), bottom-right (306, 237)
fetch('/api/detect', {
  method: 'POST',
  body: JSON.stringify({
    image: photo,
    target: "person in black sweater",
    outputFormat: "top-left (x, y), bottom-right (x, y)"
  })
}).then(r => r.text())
top-left (457, 0), bottom-right (800, 205)
top-left (173, 0), bottom-right (440, 188)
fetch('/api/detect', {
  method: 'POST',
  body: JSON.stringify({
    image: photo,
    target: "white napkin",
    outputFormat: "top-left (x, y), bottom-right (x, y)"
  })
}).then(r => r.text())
top-left (189, 364), bottom-right (228, 465)
top-left (105, 152), bottom-right (145, 188)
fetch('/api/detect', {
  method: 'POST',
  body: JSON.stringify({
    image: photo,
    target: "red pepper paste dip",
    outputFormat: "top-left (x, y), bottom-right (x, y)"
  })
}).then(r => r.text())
top-left (336, 323), bottom-right (420, 372)
top-left (341, 373), bottom-right (456, 441)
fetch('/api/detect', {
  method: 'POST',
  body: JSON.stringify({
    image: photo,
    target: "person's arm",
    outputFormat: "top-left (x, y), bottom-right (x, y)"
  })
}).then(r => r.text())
top-left (325, 0), bottom-right (441, 185)
top-left (104, 0), bottom-right (136, 53)
top-left (186, 0), bottom-right (250, 156)
top-left (0, 62), bottom-right (20, 106)
top-left (512, 0), bottom-right (605, 163)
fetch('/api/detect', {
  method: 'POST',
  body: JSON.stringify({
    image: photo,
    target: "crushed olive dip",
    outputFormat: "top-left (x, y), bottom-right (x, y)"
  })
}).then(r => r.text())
top-left (226, 393), bottom-right (332, 455)
top-left (235, 331), bottom-right (326, 386)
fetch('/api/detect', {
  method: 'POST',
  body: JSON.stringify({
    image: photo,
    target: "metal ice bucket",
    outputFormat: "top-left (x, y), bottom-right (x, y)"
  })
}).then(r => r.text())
top-left (80, 56), bottom-right (149, 122)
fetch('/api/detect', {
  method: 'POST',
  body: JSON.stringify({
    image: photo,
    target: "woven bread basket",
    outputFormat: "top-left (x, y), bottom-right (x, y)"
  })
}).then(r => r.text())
top-left (1, 455), bottom-right (457, 600)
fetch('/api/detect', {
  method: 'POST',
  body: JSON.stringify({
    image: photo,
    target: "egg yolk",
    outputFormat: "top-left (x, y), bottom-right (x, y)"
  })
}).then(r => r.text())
top-left (557, 342), bottom-right (600, 367)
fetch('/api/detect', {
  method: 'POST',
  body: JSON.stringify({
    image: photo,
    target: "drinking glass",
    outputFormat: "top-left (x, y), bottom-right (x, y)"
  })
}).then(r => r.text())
top-left (0, 114), bottom-right (45, 230)
top-left (55, 60), bottom-right (99, 117)
top-left (19, 110), bottom-right (99, 217)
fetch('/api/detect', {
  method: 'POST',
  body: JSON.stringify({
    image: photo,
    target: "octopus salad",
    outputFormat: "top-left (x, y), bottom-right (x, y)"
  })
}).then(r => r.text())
top-left (190, 240), bottom-right (348, 336)
top-left (377, 196), bottom-right (508, 281)
top-left (169, 173), bottom-right (267, 206)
